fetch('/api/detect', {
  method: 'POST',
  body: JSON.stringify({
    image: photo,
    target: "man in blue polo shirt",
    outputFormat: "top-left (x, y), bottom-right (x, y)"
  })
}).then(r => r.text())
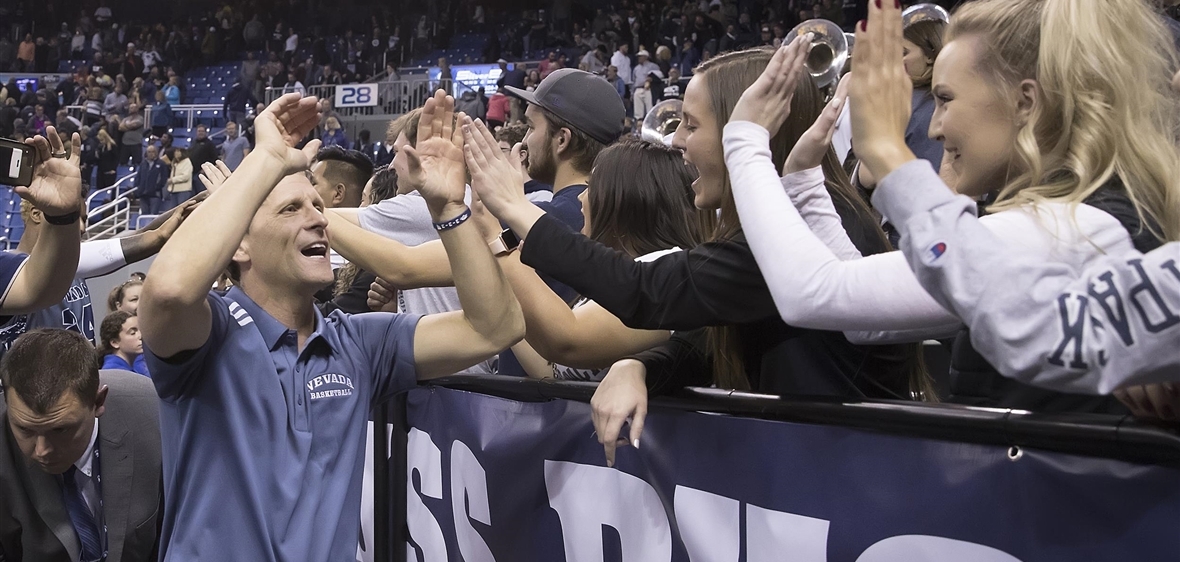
top-left (138, 91), bottom-right (524, 561)
top-left (0, 126), bottom-right (89, 320)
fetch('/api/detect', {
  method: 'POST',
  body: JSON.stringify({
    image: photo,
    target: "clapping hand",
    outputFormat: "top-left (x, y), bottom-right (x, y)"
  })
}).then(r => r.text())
top-left (402, 90), bottom-right (468, 217)
top-left (729, 33), bottom-right (813, 134)
top-left (19, 127), bottom-right (83, 217)
top-left (849, 0), bottom-right (915, 181)
top-left (784, 75), bottom-right (849, 175)
top-left (253, 93), bottom-right (322, 175)
top-left (461, 117), bottom-right (528, 225)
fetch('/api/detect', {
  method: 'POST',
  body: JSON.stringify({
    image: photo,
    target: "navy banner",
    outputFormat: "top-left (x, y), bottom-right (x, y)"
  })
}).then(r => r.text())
top-left (402, 386), bottom-right (1180, 562)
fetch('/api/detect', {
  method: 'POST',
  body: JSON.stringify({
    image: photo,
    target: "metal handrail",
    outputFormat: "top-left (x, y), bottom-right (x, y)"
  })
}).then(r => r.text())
top-left (85, 172), bottom-right (136, 240)
top-left (65, 104), bottom-right (225, 130)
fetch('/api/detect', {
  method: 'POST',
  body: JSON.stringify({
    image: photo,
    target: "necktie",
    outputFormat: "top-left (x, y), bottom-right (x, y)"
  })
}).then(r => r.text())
top-left (61, 465), bottom-right (102, 562)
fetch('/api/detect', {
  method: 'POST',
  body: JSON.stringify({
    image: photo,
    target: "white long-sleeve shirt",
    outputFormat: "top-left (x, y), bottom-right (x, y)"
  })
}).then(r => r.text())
top-left (873, 159), bottom-right (1180, 394)
top-left (611, 50), bottom-right (633, 86)
top-left (722, 121), bottom-right (1138, 336)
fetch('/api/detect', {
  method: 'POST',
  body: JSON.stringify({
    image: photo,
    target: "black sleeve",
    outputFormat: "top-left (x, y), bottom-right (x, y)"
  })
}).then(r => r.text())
top-left (626, 329), bottom-right (712, 396)
top-left (519, 213), bottom-right (776, 331)
top-left (328, 270), bottom-right (378, 316)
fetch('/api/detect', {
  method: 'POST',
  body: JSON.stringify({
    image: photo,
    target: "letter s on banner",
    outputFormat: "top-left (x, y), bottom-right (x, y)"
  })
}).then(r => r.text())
top-left (451, 440), bottom-right (495, 562)
top-left (544, 461), bottom-right (673, 562)
top-left (857, 536), bottom-right (1023, 562)
top-left (406, 428), bottom-right (448, 562)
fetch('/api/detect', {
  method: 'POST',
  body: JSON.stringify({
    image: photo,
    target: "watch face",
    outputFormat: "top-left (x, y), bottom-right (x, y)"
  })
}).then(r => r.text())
top-left (501, 228), bottom-right (521, 250)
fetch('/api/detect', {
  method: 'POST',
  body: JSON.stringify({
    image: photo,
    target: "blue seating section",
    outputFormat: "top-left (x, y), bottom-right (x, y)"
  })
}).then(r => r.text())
top-left (411, 33), bottom-right (493, 67)
top-left (0, 187), bottom-right (24, 249)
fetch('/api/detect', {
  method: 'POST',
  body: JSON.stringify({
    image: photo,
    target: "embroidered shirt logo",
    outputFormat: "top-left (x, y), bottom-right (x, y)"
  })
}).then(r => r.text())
top-left (929, 242), bottom-right (947, 260)
top-left (307, 373), bottom-right (355, 400)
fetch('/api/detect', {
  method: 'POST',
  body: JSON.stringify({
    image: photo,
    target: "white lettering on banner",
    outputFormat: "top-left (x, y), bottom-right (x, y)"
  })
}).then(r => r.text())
top-left (404, 431), bottom-right (1026, 562)
top-left (451, 440), bottom-right (496, 562)
top-left (746, 503), bottom-right (829, 562)
top-left (674, 486), bottom-right (740, 562)
top-left (406, 428), bottom-right (448, 562)
top-left (856, 536), bottom-right (1022, 562)
top-left (543, 460), bottom-right (673, 562)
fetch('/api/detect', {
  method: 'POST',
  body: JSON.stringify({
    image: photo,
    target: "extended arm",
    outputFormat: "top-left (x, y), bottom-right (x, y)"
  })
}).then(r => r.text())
top-left (874, 160), bottom-right (1180, 394)
top-left (325, 211), bottom-right (453, 288)
top-left (723, 120), bottom-right (959, 331)
top-left (140, 94), bottom-right (322, 358)
top-left (409, 94), bottom-right (524, 378)
top-left (499, 250), bottom-right (671, 369)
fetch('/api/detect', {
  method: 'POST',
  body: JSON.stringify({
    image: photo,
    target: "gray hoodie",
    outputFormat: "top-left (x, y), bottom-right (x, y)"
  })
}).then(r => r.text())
top-left (873, 160), bottom-right (1180, 395)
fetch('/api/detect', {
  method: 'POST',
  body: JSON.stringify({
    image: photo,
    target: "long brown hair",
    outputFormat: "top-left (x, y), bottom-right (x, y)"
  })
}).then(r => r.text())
top-left (587, 139), bottom-right (710, 257)
top-left (692, 48), bottom-right (933, 398)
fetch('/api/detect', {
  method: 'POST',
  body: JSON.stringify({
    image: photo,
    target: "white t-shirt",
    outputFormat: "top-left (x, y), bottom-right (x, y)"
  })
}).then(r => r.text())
top-left (285, 34), bottom-right (299, 52)
top-left (358, 189), bottom-right (493, 376)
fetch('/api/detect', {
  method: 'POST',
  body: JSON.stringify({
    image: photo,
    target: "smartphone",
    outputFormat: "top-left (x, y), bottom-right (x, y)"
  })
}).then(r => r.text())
top-left (0, 138), bottom-right (33, 187)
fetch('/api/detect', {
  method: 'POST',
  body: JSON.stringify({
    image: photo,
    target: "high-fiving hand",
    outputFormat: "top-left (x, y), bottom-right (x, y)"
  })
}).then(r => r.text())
top-left (848, 0), bottom-right (916, 181)
top-left (461, 116), bottom-right (528, 221)
top-left (253, 93), bottom-right (322, 175)
top-left (784, 77), bottom-right (849, 175)
top-left (19, 127), bottom-right (83, 217)
top-left (729, 33), bottom-right (814, 135)
top-left (402, 90), bottom-right (468, 215)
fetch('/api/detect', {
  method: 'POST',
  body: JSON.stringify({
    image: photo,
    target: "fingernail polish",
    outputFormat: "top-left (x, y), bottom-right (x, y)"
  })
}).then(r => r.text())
top-left (875, 0), bottom-right (881, 8)
top-left (860, 20), bottom-right (867, 32)
top-left (895, 0), bottom-right (901, 7)
top-left (632, 439), bottom-right (640, 449)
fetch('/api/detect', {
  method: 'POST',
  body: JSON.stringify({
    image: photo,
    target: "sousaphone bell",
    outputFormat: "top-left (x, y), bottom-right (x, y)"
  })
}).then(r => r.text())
top-left (641, 98), bottom-right (683, 146)
top-left (787, 19), bottom-right (848, 89)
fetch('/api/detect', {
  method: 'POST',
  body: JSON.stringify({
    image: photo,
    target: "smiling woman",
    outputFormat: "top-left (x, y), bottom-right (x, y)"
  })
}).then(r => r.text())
top-left (723, 0), bottom-right (1180, 414)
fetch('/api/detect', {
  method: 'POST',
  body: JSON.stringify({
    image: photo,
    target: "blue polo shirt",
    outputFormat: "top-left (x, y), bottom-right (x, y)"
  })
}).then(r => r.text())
top-left (144, 286), bottom-right (421, 562)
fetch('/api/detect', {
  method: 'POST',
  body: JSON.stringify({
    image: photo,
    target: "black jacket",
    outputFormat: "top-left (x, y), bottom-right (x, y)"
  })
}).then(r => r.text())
top-left (520, 214), bottom-right (913, 399)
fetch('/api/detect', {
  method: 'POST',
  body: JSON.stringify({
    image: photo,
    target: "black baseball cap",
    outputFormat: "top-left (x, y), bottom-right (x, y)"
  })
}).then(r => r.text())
top-left (503, 68), bottom-right (625, 145)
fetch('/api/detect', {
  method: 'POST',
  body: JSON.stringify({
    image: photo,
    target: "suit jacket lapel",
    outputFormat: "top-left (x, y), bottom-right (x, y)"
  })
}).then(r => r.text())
top-left (16, 455), bottom-right (80, 561)
top-left (99, 422), bottom-right (132, 562)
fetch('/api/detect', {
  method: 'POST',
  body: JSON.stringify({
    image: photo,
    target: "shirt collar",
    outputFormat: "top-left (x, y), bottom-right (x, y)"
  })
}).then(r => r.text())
top-left (226, 286), bottom-right (329, 352)
top-left (74, 418), bottom-right (99, 477)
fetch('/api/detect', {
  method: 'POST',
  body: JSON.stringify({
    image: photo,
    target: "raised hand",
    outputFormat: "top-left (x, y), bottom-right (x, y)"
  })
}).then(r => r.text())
top-left (253, 93), bottom-right (322, 175)
top-left (849, 0), bottom-right (915, 181)
top-left (784, 92), bottom-right (847, 175)
top-left (461, 116), bottom-right (527, 222)
top-left (402, 90), bottom-right (468, 215)
top-left (729, 34), bottom-right (813, 134)
top-left (18, 127), bottom-right (83, 217)
top-left (198, 160), bottom-right (233, 192)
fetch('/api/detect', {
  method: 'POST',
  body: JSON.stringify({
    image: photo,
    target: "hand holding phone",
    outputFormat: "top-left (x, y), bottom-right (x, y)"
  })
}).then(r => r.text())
top-left (16, 127), bottom-right (84, 218)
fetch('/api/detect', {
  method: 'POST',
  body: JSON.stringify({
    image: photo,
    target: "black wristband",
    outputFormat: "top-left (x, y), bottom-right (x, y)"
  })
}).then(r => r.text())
top-left (432, 207), bottom-right (471, 231)
top-left (44, 210), bottom-right (81, 226)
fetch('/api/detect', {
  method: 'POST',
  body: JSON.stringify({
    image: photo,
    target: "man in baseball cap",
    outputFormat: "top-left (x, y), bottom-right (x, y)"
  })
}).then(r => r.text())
top-left (497, 68), bottom-right (624, 376)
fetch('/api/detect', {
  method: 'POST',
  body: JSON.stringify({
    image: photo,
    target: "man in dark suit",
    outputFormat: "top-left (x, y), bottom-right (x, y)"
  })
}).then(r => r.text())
top-left (0, 330), bottom-right (162, 562)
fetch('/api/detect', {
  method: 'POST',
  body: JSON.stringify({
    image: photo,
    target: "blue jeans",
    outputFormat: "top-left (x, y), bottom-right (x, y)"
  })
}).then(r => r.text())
top-left (140, 196), bottom-right (164, 216)
top-left (166, 191), bottom-right (192, 211)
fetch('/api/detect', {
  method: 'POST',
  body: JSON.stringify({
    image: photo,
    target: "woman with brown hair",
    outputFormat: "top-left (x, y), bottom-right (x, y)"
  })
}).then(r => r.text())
top-left (468, 38), bottom-right (930, 465)
top-left (901, 19), bottom-right (946, 168)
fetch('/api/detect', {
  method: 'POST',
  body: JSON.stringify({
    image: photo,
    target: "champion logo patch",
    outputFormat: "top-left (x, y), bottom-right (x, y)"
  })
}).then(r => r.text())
top-left (929, 242), bottom-right (947, 260)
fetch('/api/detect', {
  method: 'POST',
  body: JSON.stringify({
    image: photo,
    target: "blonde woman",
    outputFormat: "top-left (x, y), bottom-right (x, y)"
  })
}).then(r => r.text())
top-left (725, 0), bottom-right (1179, 413)
top-left (164, 147), bottom-right (193, 210)
top-left (96, 128), bottom-right (119, 190)
top-left (321, 115), bottom-right (350, 149)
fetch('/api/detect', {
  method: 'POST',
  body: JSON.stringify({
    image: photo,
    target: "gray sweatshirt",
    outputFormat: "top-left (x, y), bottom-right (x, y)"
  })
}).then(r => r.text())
top-left (873, 160), bottom-right (1180, 395)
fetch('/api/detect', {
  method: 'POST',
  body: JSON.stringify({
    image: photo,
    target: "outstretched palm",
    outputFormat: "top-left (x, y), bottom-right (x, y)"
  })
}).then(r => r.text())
top-left (405, 90), bottom-right (468, 210)
top-left (18, 127), bottom-right (83, 217)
